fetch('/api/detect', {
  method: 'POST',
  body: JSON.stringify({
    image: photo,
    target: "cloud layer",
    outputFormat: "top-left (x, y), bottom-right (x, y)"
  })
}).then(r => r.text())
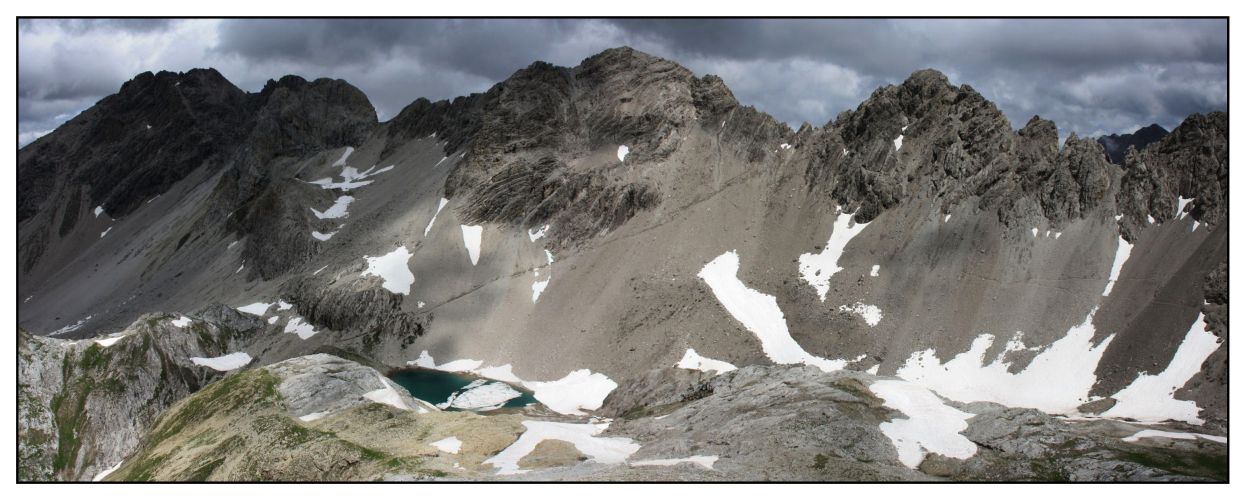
top-left (18, 19), bottom-right (1226, 147)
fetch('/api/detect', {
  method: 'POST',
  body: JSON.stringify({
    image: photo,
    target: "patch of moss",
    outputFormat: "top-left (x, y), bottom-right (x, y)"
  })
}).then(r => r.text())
top-left (120, 450), bottom-right (172, 481)
top-left (813, 453), bottom-right (828, 470)
top-left (50, 377), bottom-right (94, 474)
top-left (184, 457), bottom-right (226, 481)
top-left (251, 414), bottom-right (338, 448)
top-left (149, 370), bottom-right (282, 448)
top-left (619, 400), bottom-right (686, 421)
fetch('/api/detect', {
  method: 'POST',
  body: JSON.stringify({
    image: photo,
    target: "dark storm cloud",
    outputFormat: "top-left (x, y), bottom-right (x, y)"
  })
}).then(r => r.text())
top-left (18, 18), bottom-right (1226, 148)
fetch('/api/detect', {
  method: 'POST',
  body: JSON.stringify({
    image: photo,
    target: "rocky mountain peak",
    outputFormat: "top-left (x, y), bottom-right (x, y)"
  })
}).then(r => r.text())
top-left (1116, 111), bottom-right (1226, 239)
top-left (247, 75), bottom-right (378, 161)
top-left (1098, 122), bottom-right (1170, 165)
top-left (1017, 115), bottom-right (1060, 162)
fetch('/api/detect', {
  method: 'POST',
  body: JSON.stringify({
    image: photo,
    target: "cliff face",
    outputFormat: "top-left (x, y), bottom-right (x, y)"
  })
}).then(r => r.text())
top-left (17, 47), bottom-right (1228, 481)
top-left (18, 306), bottom-right (265, 481)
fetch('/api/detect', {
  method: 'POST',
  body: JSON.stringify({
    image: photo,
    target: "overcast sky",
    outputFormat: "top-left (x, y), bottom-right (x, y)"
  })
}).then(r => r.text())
top-left (18, 18), bottom-right (1227, 147)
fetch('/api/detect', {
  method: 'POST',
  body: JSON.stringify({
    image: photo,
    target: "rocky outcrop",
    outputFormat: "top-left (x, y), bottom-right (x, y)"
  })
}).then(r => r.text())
top-left (103, 354), bottom-right (464, 481)
top-left (803, 69), bottom-right (1117, 227)
top-left (1098, 124), bottom-right (1169, 165)
top-left (18, 309), bottom-right (264, 481)
top-left (1116, 112), bottom-right (1227, 240)
top-left (283, 276), bottom-right (427, 353)
top-left (600, 366), bottom-right (1225, 481)
top-left (457, 155), bottom-right (660, 246)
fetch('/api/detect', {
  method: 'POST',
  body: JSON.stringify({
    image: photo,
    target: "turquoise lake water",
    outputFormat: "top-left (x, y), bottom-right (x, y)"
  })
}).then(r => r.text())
top-left (387, 368), bottom-right (537, 410)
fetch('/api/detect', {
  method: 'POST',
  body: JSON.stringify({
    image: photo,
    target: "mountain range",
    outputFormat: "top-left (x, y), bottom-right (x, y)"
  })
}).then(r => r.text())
top-left (17, 47), bottom-right (1228, 482)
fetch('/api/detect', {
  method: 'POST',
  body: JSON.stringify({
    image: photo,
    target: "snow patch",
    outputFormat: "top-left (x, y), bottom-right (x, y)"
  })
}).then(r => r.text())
top-left (99, 227), bottom-right (112, 238)
top-left (361, 246), bottom-right (415, 295)
top-left (617, 145), bottom-right (630, 162)
top-left (475, 364), bottom-right (524, 384)
top-left (311, 195), bottom-right (354, 219)
top-left (484, 421), bottom-right (639, 475)
top-left (1147, 214), bottom-right (1156, 225)
top-left (528, 224), bottom-right (550, 241)
top-left (92, 461), bottom-right (123, 481)
top-left (237, 302), bottom-right (272, 316)
top-left (94, 332), bottom-right (131, 348)
top-left (267, 317), bottom-right (278, 325)
top-left (424, 198), bottom-right (449, 236)
top-left (531, 278), bottom-right (550, 303)
top-left (461, 225), bottom-right (483, 265)
top-left (630, 455), bottom-right (719, 470)
top-left (332, 147), bottom-right (354, 167)
top-left (798, 210), bottom-right (870, 301)
top-left (309, 162), bottom-right (393, 191)
top-left (1101, 313), bottom-right (1222, 425)
top-left (779, 143), bottom-right (792, 150)
top-left (362, 375), bottom-right (411, 411)
top-left (431, 436), bottom-right (463, 454)
top-left (1101, 236), bottom-right (1134, 297)
top-left (896, 309), bottom-right (1114, 415)
top-left (1122, 430), bottom-right (1227, 444)
top-left (1176, 196), bottom-right (1194, 218)
top-left (700, 250), bottom-right (850, 372)
top-left (49, 316), bottom-right (93, 336)
top-left (871, 379), bottom-right (977, 468)
top-left (276, 300), bottom-right (293, 311)
top-left (284, 317), bottom-right (319, 340)
top-left (893, 134), bottom-right (904, 151)
top-left (312, 231), bottom-right (336, 241)
top-left (675, 348), bottom-right (737, 374)
top-left (870, 265), bottom-right (880, 277)
top-left (441, 380), bottom-right (522, 411)
top-left (312, 265), bottom-right (329, 275)
top-left (190, 352), bottom-right (252, 371)
top-left (94, 206), bottom-right (104, 218)
top-left (298, 411), bottom-right (331, 422)
top-left (524, 369), bottom-right (617, 416)
top-left (171, 316), bottom-right (192, 328)
top-left (839, 302), bottom-right (883, 327)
